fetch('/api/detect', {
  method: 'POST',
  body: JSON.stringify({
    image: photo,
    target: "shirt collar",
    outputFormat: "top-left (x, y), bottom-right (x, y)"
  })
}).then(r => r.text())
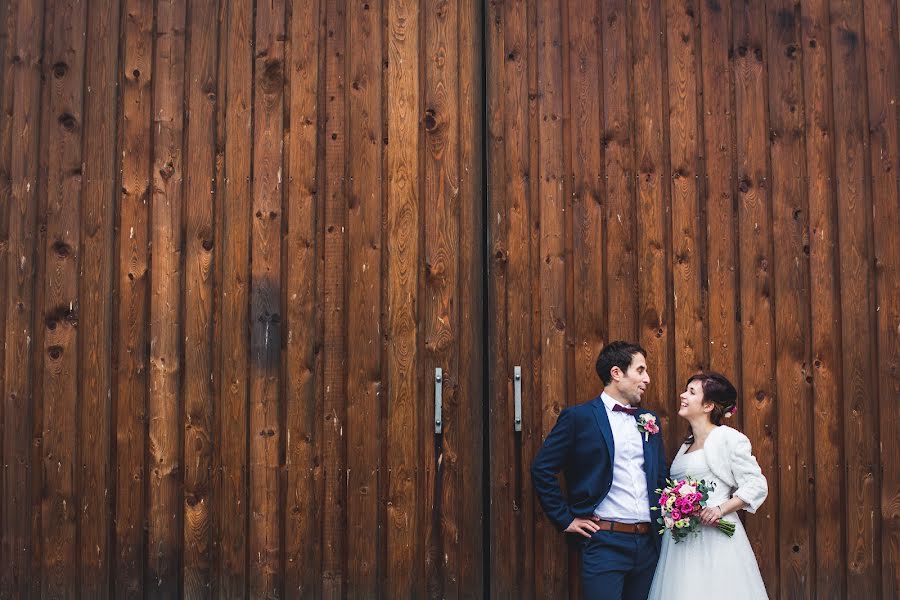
top-left (600, 391), bottom-right (633, 413)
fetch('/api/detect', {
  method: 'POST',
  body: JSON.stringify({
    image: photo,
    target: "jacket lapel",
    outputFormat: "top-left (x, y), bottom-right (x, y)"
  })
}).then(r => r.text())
top-left (639, 413), bottom-right (656, 493)
top-left (590, 397), bottom-right (614, 460)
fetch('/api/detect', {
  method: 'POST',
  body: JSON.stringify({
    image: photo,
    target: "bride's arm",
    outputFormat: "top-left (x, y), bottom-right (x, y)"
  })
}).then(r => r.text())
top-left (728, 431), bottom-right (768, 513)
top-left (700, 495), bottom-right (748, 525)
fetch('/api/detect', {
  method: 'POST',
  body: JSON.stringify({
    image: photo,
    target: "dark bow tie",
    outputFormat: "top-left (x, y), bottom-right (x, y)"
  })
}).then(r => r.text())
top-left (612, 403), bottom-right (638, 416)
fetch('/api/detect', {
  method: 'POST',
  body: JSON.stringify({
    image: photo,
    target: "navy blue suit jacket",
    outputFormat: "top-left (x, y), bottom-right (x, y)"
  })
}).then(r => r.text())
top-left (531, 396), bottom-right (668, 539)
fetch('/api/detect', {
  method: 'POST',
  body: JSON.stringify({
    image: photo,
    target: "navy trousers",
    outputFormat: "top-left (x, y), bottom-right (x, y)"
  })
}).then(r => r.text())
top-left (580, 529), bottom-right (659, 600)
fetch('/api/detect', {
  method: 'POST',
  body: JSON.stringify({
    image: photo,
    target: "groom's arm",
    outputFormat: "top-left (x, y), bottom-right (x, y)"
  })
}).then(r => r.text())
top-left (530, 407), bottom-right (576, 531)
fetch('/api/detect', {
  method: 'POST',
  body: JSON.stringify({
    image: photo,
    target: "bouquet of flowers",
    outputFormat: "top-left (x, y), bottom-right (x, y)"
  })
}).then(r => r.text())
top-left (652, 477), bottom-right (736, 542)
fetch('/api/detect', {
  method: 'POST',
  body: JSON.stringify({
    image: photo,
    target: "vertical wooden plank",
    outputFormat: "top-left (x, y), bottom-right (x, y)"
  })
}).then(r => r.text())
top-left (183, 0), bottom-right (219, 596)
top-left (217, 0), bottom-right (252, 595)
top-left (666, 0), bottom-right (705, 395)
top-left (863, 0), bottom-right (900, 597)
top-left (210, 4), bottom-right (227, 596)
top-left (423, 0), bottom-right (460, 594)
top-left (800, 1), bottom-right (845, 596)
top-left (568, 0), bottom-right (603, 409)
top-left (0, 3), bottom-right (12, 552)
top-left (457, 0), bottom-right (483, 594)
top-left (0, 0), bottom-right (15, 590)
top-left (601, 0), bottom-right (637, 342)
top-left (830, 1), bottom-right (881, 596)
top-left (632, 0), bottom-right (671, 426)
top-left (79, 0), bottom-right (120, 596)
top-left (147, 0), bottom-right (186, 595)
top-left (40, 0), bottom-right (87, 596)
top-left (733, 0), bottom-right (778, 592)
top-left (535, 0), bottom-right (567, 596)
top-left (1, 0), bottom-right (44, 596)
top-left (30, 28), bottom-right (50, 593)
top-left (284, 0), bottom-right (323, 596)
top-left (346, 0), bottom-right (383, 594)
top-left (699, 0), bottom-right (740, 388)
top-left (523, 4), bottom-right (542, 597)
top-left (766, 2), bottom-right (815, 597)
top-left (384, 0), bottom-right (420, 595)
top-left (485, 0), bottom-right (512, 595)
top-left (559, 3), bottom-right (578, 590)
top-left (505, 0), bottom-right (538, 595)
top-left (322, 0), bottom-right (347, 595)
top-left (115, 0), bottom-right (152, 596)
top-left (250, 0), bottom-right (285, 596)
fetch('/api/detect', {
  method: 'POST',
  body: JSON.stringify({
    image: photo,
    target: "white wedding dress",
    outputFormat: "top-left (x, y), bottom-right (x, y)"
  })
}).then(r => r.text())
top-left (648, 446), bottom-right (769, 599)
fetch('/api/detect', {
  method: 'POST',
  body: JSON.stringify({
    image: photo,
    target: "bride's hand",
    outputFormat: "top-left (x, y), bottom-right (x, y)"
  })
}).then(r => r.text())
top-left (699, 505), bottom-right (722, 526)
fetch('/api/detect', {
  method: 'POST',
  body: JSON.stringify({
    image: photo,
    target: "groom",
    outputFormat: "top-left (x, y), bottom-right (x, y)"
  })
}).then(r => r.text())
top-left (531, 341), bottom-right (668, 600)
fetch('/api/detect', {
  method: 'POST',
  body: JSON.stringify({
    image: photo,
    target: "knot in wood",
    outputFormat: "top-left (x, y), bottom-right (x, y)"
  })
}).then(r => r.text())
top-left (424, 109), bottom-right (438, 132)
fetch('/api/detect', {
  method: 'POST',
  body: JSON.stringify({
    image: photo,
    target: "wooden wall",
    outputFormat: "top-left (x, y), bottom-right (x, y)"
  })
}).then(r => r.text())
top-left (0, 0), bottom-right (485, 598)
top-left (485, 0), bottom-right (898, 599)
top-left (0, 0), bottom-right (897, 599)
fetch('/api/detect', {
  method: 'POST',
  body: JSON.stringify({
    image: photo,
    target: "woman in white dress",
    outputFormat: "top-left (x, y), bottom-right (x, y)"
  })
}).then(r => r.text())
top-left (648, 371), bottom-right (769, 600)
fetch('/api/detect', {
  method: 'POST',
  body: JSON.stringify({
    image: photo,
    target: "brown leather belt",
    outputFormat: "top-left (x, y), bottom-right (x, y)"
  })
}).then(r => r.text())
top-left (590, 518), bottom-right (651, 535)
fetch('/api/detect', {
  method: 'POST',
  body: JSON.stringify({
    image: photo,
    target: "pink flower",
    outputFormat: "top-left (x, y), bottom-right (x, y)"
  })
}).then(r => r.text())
top-left (672, 510), bottom-right (681, 520)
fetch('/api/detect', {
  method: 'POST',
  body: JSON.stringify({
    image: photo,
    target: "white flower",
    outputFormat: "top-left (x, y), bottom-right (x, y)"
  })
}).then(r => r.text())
top-left (664, 516), bottom-right (674, 529)
top-left (679, 484), bottom-right (696, 496)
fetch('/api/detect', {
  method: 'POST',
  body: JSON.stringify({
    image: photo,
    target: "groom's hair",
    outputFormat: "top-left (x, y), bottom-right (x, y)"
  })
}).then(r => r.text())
top-left (595, 341), bottom-right (647, 385)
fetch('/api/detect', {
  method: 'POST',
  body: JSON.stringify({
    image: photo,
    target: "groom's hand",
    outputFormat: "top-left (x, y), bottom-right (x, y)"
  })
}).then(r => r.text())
top-left (565, 517), bottom-right (600, 538)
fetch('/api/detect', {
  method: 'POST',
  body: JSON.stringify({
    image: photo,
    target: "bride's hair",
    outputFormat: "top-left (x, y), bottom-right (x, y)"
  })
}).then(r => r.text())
top-left (683, 371), bottom-right (738, 445)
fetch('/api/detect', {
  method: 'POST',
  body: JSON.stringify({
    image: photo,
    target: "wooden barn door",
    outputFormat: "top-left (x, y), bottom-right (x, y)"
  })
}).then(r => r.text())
top-left (484, 0), bottom-right (899, 599)
top-left (485, 0), bottom-right (676, 596)
top-left (0, 0), bottom-right (487, 597)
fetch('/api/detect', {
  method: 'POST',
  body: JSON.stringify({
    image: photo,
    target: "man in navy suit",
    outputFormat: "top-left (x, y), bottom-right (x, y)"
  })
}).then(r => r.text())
top-left (531, 341), bottom-right (668, 600)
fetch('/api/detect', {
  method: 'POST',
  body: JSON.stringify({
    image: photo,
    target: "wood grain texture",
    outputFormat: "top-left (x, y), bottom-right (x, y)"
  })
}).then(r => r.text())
top-left (569, 0), bottom-right (603, 409)
top-left (147, 0), bottom-right (186, 595)
top-left (322, 0), bottom-right (348, 595)
top-left (217, 0), bottom-right (252, 595)
top-left (0, 3), bottom-right (12, 587)
top-left (78, 0), bottom-right (120, 596)
top-left (666, 0), bottom-right (706, 399)
top-left (766, 2), bottom-right (815, 597)
top-left (632, 0), bottom-right (671, 434)
top-left (862, 1), bottom-right (900, 597)
top-left (249, 0), bottom-right (285, 596)
top-left (423, 0), bottom-right (461, 595)
top-left (182, 0), bottom-right (219, 596)
top-left (830, 1), bottom-right (881, 596)
top-left (700, 0), bottom-right (740, 398)
top-left (114, 0), bottom-right (153, 596)
top-left (486, 0), bottom-right (515, 594)
top-left (284, 0), bottom-right (323, 597)
top-left (2, 1), bottom-right (43, 596)
top-left (457, 0), bottom-right (484, 594)
top-left (384, 0), bottom-right (421, 596)
top-left (800, 0), bottom-right (846, 596)
top-left (734, 0), bottom-right (779, 592)
top-left (346, 0), bottom-right (383, 594)
top-left (601, 0), bottom-right (637, 343)
top-left (43, 0), bottom-right (89, 596)
top-left (535, 0), bottom-right (567, 597)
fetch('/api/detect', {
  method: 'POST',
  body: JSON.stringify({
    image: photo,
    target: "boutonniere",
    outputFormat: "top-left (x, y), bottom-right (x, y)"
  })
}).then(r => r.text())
top-left (636, 413), bottom-right (659, 442)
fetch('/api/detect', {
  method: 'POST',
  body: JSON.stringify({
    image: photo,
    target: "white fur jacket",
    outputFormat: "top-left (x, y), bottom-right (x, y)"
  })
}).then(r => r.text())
top-left (703, 425), bottom-right (768, 514)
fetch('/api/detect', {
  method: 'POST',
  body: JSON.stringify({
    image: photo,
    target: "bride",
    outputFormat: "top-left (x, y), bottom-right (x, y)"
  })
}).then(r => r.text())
top-left (648, 371), bottom-right (769, 600)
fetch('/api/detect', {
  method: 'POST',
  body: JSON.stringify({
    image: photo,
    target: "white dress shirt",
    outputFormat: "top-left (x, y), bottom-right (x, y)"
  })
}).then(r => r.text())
top-left (593, 392), bottom-right (651, 523)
